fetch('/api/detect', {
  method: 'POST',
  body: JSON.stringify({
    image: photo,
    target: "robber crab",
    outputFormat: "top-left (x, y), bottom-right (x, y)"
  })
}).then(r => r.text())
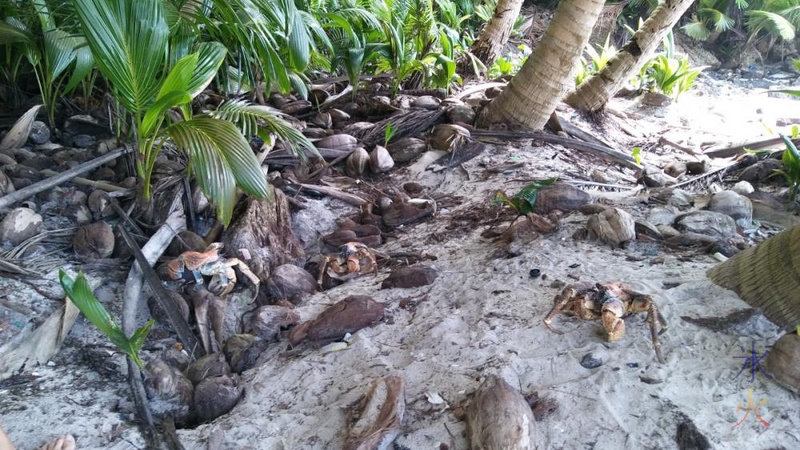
top-left (166, 242), bottom-right (260, 297)
top-left (543, 281), bottom-right (667, 363)
top-left (318, 242), bottom-right (378, 287)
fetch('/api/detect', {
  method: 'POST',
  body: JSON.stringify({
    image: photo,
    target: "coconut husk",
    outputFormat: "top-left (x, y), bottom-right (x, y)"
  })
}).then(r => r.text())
top-left (351, 109), bottom-right (446, 149)
top-left (222, 189), bottom-right (304, 283)
top-left (707, 225), bottom-right (800, 331)
top-left (345, 375), bottom-right (406, 450)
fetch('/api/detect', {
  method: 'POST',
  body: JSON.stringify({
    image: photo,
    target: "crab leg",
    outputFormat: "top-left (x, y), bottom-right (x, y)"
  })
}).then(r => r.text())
top-left (543, 288), bottom-right (576, 334)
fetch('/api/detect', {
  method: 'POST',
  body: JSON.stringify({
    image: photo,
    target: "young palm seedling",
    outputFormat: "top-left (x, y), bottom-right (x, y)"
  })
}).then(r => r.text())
top-left (58, 270), bottom-right (153, 368)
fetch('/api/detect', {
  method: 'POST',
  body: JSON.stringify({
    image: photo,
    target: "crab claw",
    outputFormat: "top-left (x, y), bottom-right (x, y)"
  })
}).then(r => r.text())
top-left (601, 297), bottom-right (626, 342)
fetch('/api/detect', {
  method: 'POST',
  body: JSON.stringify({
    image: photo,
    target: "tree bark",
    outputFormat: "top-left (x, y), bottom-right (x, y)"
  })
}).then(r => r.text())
top-left (565, 0), bottom-right (696, 112)
top-left (707, 225), bottom-right (800, 332)
top-left (476, 0), bottom-right (605, 130)
top-left (460, 0), bottom-right (524, 75)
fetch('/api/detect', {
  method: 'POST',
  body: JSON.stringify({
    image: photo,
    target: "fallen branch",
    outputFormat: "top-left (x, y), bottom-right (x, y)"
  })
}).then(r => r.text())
top-left (658, 136), bottom-right (699, 156)
top-left (452, 81), bottom-right (507, 100)
top-left (39, 169), bottom-right (129, 192)
top-left (296, 183), bottom-right (369, 206)
top-left (672, 157), bottom-right (747, 189)
top-left (0, 146), bottom-right (132, 210)
top-left (704, 136), bottom-right (799, 159)
top-left (472, 129), bottom-right (641, 171)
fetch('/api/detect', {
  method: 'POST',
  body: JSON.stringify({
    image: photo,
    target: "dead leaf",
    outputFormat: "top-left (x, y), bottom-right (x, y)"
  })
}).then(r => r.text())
top-left (0, 104), bottom-right (44, 151)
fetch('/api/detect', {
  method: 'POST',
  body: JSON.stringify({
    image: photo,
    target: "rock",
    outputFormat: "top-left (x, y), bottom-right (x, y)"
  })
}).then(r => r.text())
top-left (447, 104), bottom-right (475, 124)
top-left (265, 264), bottom-right (317, 303)
top-left (580, 353), bottom-right (603, 369)
top-left (739, 158), bottom-right (783, 183)
top-left (71, 134), bottom-right (96, 148)
top-left (186, 352), bottom-right (231, 385)
top-left (166, 230), bottom-right (207, 257)
top-left (223, 334), bottom-right (267, 374)
top-left (708, 190), bottom-right (753, 227)
top-left (403, 182), bottom-right (424, 195)
top-left (194, 375), bottom-right (243, 423)
top-left (143, 359), bottom-right (194, 426)
top-left (664, 161), bottom-right (687, 178)
top-left (0, 207), bottom-right (43, 246)
top-left (534, 182), bottom-right (592, 214)
top-left (288, 295), bottom-right (385, 346)
top-left (674, 211), bottom-right (738, 238)
top-left (647, 206), bottom-right (678, 226)
top-left (732, 180), bottom-right (754, 195)
top-left (685, 160), bottom-right (709, 175)
top-left (764, 332), bottom-right (800, 394)
top-left (642, 91), bottom-right (673, 106)
top-left (28, 121), bottom-right (50, 145)
top-left (222, 189), bottom-right (304, 283)
top-left (387, 137), bottom-right (428, 163)
top-left (640, 165), bottom-right (677, 187)
top-left (381, 265), bottom-right (438, 289)
top-left (587, 208), bottom-right (636, 248)
top-left (0, 171), bottom-right (15, 196)
top-left (72, 221), bottom-right (115, 258)
top-left (242, 305), bottom-right (300, 341)
top-left (667, 189), bottom-right (694, 209)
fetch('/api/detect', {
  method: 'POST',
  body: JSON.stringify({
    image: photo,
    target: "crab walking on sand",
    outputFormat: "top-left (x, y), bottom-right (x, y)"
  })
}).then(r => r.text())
top-left (543, 281), bottom-right (667, 364)
top-left (318, 242), bottom-right (379, 287)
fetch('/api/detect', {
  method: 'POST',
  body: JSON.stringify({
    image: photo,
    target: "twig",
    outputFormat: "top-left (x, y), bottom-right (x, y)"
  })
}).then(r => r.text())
top-left (296, 183), bottom-right (369, 206)
top-left (0, 146), bottom-right (132, 210)
top-left (672, 157), bottom-right (746, 189)
top-left (38, 169), bottom-right (129, 192)
top-left (704, 136), bottom-right (798, 159)
top-left (657, 136), bottom-right (699, 156)
top-left (306, 148), bottom-right (357, 180)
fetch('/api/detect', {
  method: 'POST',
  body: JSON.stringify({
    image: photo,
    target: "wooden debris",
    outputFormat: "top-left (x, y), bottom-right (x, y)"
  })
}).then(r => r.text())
top-left (351, 109), bottom-right (447, 149)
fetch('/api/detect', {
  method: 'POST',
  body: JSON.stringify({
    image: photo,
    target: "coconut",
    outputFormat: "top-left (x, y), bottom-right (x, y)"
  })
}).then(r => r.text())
top-left (764, 332), bottom-right (800, 394)
top-left (345, 147), bottom-right (370, 178)
top-left (369, 146), bottom-right (394, 173)
top-left (72, 221), bottom-right (115, 258)
top-left (0, 207), bottom-right (43, 246)
top-left (186, 352), bottom-right (231, 386)
top-left (310, 112), bottom-right (333, 129)
top-left (0, 171), bottom-right (15, 196)
top-left (316, 134), bottom-right (358, 151)
top-left (428, 124), bottom-right (470, 151)
top-left (193, 375), bottom-right (243, 422)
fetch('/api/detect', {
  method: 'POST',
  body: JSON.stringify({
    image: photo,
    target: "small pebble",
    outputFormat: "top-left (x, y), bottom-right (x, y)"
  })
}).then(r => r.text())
top-left (626, 362), bottom-right (639, 368)
top-left (529, 268), bottom-right (541, 278)
top-left (580, 353), bottom-right (603, 369)
top-left (568, 263), bottom-right (581, 268)
top-left (550, 280), bottom-right (566, 289)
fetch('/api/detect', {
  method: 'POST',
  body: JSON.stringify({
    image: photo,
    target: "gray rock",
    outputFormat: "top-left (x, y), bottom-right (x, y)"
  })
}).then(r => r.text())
top-left (28, 121), bottom-right (50, 145)
top-left (587, 208), bottom-right (636, 248)
top-left (675, 210), bottom-right (738, 238)
top-left (640, 165), bottom-right (677, 187)
top-left (732, 181), bottom-right (754, 195)
top-left (580, 353), bottom-right (603, 369)
top-left (72, 134), bottom-right (96, 148)
top-left (64, 114), bottom-right (110, 136)
top-left (667, 189), bottom-right (694, 209)
top-left (265, 264), bottom-right (317, 303)
top-left (0, 207), bottom-right (43, 246)
top-left (708, 190), bottom-right (753, 227)
top-left (739, 158), bottom-right (783, 183)
top-left (647, 206), bottom-right (678, 226)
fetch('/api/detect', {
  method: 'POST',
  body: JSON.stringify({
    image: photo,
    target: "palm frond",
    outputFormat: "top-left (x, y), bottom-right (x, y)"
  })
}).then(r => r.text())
top-left (682, 19), bottom-right (713, 40)
top-left (211, 99), bottom-right (317, 159)
top-left (167, 117), bottom-right (270, 225)
top-left (746, 10), bottom-right (796, 40)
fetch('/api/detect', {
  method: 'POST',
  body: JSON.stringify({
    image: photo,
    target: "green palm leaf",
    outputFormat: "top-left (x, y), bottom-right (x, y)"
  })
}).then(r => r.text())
top-left (212, 99), bottom-right (317, 160)
top-left (167, 117), bottom-right (270, 225)
top-left (682, 19), bottom-right (712, 41)
top-left (63, 38), bottom-right (95, 94)
top-left (187, 42), bottom-right (227, 98)
top-left (746, 10), bottom-right (796, 40)
top-left (44, 29), bottom-right (77, 82)
top-left (73, 0), bottom-right (169, 113)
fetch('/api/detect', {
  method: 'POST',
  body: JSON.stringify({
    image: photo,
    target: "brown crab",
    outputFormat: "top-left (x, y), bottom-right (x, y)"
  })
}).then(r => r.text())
top-left (318, 242), bottom-right (378, 287)
top-left (166, 242), bottom-right (260, 296)
top-left (543, 281), bottom-right (667, 363)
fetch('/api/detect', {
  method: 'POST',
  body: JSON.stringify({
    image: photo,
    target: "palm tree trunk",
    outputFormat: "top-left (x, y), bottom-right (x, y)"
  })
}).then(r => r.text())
top-left (707, 225), bottom-right (800, 332)
top-left (565, 0), bottom-right (696, 112)
top-left (476, 0), bottom-right (605, 130)
top-left (461, 0), bottom-right (524, 75)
